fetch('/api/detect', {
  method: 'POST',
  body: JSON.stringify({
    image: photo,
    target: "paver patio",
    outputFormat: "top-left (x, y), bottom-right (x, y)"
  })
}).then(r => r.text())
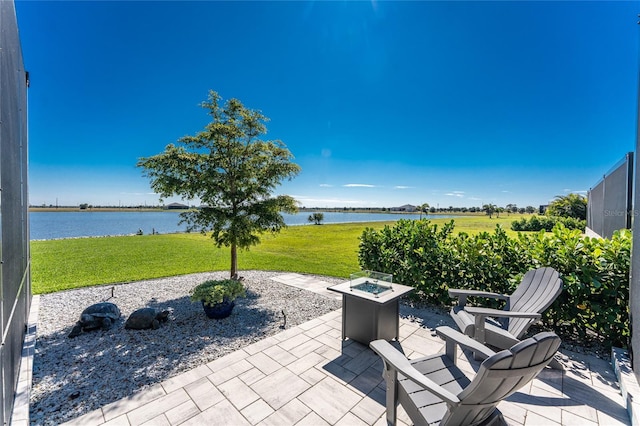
top-left (51, 274), bottom-right (630, 425)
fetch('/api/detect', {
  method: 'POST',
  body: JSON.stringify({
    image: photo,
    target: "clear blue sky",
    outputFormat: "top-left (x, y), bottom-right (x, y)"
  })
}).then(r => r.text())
top-left (16, 1), bottom-right (640, 209)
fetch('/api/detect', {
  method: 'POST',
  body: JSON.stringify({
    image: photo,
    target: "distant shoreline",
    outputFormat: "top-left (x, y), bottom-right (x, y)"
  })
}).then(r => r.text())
top-left (29, 207), bottom-right (168, 213)
top-left (29, 206), bottom-right (477, 216)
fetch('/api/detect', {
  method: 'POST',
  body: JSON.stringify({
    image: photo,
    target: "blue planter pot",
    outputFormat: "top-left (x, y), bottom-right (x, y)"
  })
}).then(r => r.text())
top-left (202, 299), bottom-right (235, 319)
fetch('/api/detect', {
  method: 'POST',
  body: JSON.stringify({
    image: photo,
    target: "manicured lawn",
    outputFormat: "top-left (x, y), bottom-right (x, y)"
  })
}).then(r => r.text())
top-left (30, 214), bottom-right (529, 294)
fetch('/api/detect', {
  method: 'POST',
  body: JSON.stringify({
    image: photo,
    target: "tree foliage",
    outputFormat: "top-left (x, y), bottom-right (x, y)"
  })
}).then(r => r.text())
top-left (308, 212), bottom-right (324, 225)
top-left (482, 203), bottom-right (497, 218)
top-left (138, 90), bottom-right (301, 278)
top-left (546, 193), bottom-right (587, 220)
top-left (417, 203), bottom-right (430, 219)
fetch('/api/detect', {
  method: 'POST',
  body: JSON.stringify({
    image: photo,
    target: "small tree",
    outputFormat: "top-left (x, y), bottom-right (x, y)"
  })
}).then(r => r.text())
top-left (417, 203), bottom-right (430, 219)
top-left (546, 193), bottom-right (587, 220)
top-left (138, 90), bottom-right (301, 279)
top-left (308, 212), bottom-right (324, 225)
top-left (483, 203), bottom-right (497, 218)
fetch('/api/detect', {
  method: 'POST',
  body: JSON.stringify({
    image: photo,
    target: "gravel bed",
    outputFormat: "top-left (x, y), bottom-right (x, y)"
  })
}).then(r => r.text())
top-left (30, 271), bottom-right (343, 425)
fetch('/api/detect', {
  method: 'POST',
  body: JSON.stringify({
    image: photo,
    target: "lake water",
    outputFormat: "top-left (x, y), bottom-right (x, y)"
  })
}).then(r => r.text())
top-left (29, 211), bottom-right (452, 240)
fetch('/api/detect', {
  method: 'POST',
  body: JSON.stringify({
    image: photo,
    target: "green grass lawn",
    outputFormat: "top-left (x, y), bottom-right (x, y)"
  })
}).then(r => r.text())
top-left (30, 214), bottom-right (527, 294)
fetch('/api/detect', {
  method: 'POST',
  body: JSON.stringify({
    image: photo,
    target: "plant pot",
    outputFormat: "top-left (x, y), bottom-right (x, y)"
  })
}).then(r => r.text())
top-left (202, 299), bottom-right (235, 319)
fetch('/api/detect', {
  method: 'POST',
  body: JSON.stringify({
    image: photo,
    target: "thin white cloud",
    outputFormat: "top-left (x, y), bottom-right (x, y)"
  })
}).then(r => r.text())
top-left (444, 191), bottom-right (464, 198)
top-left (501, 190), bottom-right (510, 193)
top-left (292, 195), bottom-right (370, 205)
top-left (394, 186), bottom-right (412, 189)
top-left (343, 183), bottom-right (376, 188)
top-left (319, 184), bottom-right (333, 187)
top-left (445, 191), bottom-right (465, 198)
top-left (468, 197), bottom-right (482, 201)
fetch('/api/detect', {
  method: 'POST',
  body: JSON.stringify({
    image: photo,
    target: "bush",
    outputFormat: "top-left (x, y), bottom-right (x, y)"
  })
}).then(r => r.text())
top-left (359, 220), bottom-right (631, 348)
top-left (359, 220), bottom-right (528, 306)
top-left (511, 215), bottom-right (585, 232)
top-left (359, 220), bottom-right (456, 305)
top-left (519, 226), bottom-right (630, 347)
top-left (190, 279), bottom-right (246, 307)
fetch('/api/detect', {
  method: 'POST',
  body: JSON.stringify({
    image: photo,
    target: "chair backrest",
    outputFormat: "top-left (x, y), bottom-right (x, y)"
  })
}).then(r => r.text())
top-left (501, 267), bottom-right (563, 338)
top-left (442, 332), bottom-right (561, 426)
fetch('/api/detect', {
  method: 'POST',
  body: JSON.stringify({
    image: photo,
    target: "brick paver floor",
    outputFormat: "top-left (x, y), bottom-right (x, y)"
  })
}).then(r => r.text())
top-left (60, 274), bottom-right (630, 426)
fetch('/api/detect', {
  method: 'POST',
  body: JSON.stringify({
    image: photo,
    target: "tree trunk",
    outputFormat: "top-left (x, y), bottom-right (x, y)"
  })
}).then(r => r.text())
top-left (230, 243), bottom-right (238, 280)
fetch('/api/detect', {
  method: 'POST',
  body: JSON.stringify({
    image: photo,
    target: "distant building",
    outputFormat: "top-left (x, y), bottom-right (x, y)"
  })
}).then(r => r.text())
top-left (390, 204), bottom-right (417, 212)
top-left (166, 202), bottom-right (189, 210)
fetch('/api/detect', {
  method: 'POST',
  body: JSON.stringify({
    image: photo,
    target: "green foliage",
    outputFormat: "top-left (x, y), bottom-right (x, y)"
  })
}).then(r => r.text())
top-left (452, 226), bottom-right (531, 297)
top-left (546, 193), bottom-right (587, 220)
top-left (511, 215), bottom-right (585, 232)
top-left (518, 226), bottom-right (631, 347)
top-left (359, 220), bottom-right (527, 305)
top-left (308, 212), bottom-right (324, 225)
top-left (359, 220), bottom-right (631, 348)
top-left (482, 203), bottom-right (497, 218)
top-left (417, 203), bottom-right (430, 218)
top-left (138, 90), bottom-right (300, 279)
top-left (190, 279), bottom-right (246, 307)
top-left (359, 220), bottom-right (457, 303)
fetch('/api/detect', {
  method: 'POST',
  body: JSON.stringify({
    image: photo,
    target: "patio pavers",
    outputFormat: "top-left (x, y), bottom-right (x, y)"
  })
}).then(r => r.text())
top-left (57, 274), bottom-right (629, 426)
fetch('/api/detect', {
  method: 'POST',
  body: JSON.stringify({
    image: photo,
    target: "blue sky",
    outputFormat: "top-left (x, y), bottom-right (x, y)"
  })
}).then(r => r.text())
top-left (16, 1), bottom-right (640, 209)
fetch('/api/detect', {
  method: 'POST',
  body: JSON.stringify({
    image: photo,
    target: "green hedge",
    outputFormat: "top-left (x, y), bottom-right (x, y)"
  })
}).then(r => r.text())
top-left (511, 215), bottom-right (586, 232)
top-left (518, 226), bottom-right (630, 347)
top-left (359, 219), bottom-right (631, 348)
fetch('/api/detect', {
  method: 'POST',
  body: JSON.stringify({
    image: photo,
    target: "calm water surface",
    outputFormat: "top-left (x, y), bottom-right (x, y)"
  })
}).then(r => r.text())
top-left (29, 211), bottom-right (454, 240)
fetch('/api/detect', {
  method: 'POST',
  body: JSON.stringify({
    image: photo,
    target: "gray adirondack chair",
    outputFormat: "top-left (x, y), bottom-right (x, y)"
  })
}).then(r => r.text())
top-left (448, 267), bottom-right (563, 352)
top-left (370, 326), bottom-right (561, 426)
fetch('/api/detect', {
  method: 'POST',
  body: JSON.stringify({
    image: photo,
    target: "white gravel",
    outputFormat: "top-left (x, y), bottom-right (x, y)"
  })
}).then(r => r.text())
top-left (30, 271), bottom-right (344, 425)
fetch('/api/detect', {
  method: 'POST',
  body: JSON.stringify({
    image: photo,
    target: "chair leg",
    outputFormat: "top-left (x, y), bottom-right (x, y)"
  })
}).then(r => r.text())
top-left (548, 356), bottom-right (564, 370)
top-left (473, 315), bottom-right (487, 360)
top-left (383, 369), bottom-right (398, 426)
top-left (480, 410), bottom-right (508, 426)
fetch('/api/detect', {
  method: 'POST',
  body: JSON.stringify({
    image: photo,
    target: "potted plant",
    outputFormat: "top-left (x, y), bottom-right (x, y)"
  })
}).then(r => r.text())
top-left (190, 279), bottom-right (246, 319)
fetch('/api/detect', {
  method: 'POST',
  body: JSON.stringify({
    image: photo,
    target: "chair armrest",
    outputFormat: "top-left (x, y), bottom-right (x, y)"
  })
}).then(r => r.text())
top-left (370, 339), bottom-right (461, 406)
top-left (464, 306), bottom-right (541, 320)
top-left (435, 326), bottom-right (496, 360)
top-left (464, 307), bottom-right (541, 346)
top-left (448, 288), bottom-right (509, 307)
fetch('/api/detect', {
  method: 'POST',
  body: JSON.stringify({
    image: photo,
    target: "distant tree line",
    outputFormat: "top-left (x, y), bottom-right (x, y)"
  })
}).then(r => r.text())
top-left (298, 205), bottom-right (540, 214)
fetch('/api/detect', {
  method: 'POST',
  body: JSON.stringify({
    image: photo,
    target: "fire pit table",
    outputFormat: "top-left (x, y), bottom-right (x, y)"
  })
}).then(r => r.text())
top-left (328, 272), bottom-right (414, 345)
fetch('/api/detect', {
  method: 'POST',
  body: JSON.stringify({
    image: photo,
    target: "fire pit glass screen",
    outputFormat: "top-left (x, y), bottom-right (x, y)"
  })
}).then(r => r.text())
top-left (350, 270), bottom-right (393, 297)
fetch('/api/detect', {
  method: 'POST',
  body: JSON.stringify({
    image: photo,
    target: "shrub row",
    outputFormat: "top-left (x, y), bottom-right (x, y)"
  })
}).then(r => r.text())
top-left (511, 215), bottom-right (586, 232)
top-left (358, 219), bottom-right (631, 348)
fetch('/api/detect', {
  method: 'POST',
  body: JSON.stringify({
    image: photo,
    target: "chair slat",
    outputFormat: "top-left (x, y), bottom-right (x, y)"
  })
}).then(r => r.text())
top-left (373, 329), bottom-right (561, 426)
top-left (450, 267), bottom-right (563, 346)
